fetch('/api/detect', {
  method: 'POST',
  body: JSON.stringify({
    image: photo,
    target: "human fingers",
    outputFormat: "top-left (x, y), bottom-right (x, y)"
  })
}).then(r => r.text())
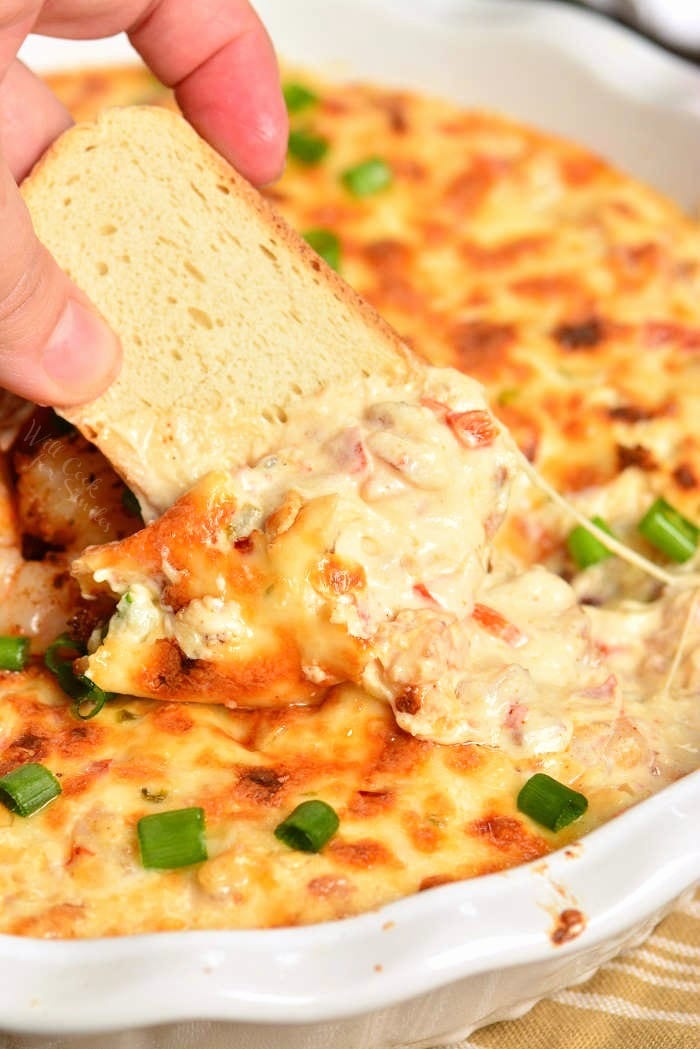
top-left (31, 0), bottom-right (288, 184)
top-left (0, 59), bottom-right (72, 180)
top-left (130, 0), bottom-right (288, 184)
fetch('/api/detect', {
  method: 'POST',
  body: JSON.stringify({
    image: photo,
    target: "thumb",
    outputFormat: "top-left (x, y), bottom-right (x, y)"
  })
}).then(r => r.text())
top-left (0, 157), bottom-right (121, 406)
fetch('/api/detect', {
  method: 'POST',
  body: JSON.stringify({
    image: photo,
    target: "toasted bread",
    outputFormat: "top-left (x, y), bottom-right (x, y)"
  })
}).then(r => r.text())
top-left (21, 106), bottom-right (414, 517)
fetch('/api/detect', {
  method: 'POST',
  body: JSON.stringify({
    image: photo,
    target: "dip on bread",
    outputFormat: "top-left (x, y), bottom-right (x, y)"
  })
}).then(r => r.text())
top-left (76, 364), bottom-right (628, 757)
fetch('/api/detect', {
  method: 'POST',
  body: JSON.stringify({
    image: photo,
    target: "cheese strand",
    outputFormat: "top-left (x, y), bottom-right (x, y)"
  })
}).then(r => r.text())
top-left (658, 589), bottom-right (700, 702)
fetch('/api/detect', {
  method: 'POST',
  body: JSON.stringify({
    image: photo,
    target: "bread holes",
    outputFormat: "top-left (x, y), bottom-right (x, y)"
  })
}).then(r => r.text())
top-left (189, 181), bottom-right (207, 204)
top-left (290, 383), bottom-right (303, 397)
top-left (22, 107), bottom-right (412, 517)
top-left (275, 405), bottom-right (288, 424)
top-left (63, 197), bottom-right (71, 207)
top-left (184, 260), bottom-right (206, 283)
top-left (96, 261), bottom-right (108, 276)
top-left (188, 307), bottom-right (214, 331)
top-left (219, 230), bottom-right (241, 249)
top-left (262, 408), bottom-right (276, 424)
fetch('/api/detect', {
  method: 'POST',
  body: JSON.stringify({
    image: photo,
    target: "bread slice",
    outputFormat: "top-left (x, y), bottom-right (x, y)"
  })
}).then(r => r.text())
top-left (21, 106), bottom-right (415, 517)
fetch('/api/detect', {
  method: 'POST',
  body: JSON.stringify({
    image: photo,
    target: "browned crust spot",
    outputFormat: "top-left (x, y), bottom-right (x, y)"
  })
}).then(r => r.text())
top-left (327, 837), bottom-right (401, 870)
top-left (552, 317), bottom-right (605, 350)
top-left (136, 636), bottom-right (322, 708)
top-left (468, 815), bottom-right (550, 862)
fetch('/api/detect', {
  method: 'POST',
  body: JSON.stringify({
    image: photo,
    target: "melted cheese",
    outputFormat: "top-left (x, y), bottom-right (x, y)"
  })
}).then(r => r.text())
top-left (0, 666), bottom-right (695, 937)
top-left (77, 365), bottom-right (627, 756)
top-left (0, 61), bottom-right (690, 938)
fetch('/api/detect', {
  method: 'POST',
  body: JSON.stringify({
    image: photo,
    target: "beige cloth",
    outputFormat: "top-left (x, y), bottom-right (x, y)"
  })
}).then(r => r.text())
top-left (430, 887), bottom-right (700, 1049)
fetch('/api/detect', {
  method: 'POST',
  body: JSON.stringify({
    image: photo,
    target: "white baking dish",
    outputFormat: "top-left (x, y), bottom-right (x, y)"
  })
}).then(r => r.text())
top-left (10, 2), bottom-right (700, 1046)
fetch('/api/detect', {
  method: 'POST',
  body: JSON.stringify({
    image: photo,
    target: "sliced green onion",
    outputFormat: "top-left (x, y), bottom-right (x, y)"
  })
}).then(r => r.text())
top-left (288, 129), bottom-right (329, 165)
top-left (303, 228), bottom-right (341, 271)
top-left (45, 633), bottom-right (82, 677)
top-left (341, 157), bottom-right (393, 197)
top-left (71, 681), bottom-right (110, 721)
top-left (517, 773), bottom-right (588, 832)
top-left (638, 497), bottom-right (699, 563)
top-left (121, 486), bottom-right (142, 518)
top-left (44, 633), bottom-right (113, 719)
top-left (283, 82), bottom-right (318, 113)
top-left (137, 806), bottom-right (207, 869)
top-left (274, 799), bottom-right (339, 853)
top-left (567, 516), bottom-right (614, 570)
top-left (0, 635), bottom-right (30, 672)
top-left (0, 762), bottom-right (61, 817)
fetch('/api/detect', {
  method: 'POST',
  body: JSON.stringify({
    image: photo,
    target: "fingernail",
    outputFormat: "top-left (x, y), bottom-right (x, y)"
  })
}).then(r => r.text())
top-left (42, 298), bottom-right (120, 401)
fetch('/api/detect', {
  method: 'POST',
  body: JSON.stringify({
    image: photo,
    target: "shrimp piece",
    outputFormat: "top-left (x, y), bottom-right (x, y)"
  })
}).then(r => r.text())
top-left (0, 424), bottom-right (128, 653)
top-left (13, 429), bottom-right (139, 553)
top-left (0, 555), bottom-right (82, 653)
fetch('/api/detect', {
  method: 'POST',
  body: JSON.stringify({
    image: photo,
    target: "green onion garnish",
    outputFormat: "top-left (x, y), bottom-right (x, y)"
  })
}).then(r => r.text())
top-left (44, 633), bottom-right (113, 720)
top-left (274, 799), bottom-right (339, 853)
top-left (517, 773), bottom-right (588, 832)
top-left (44, 633), bottom-right (81, 676)
top-left (638, 497), bottom-right (699, 563)
top-left (121, 486), bottom-right (142, 518)
top-left (71, 683), bottom-right (110, 721)
top-left (137, 806), bottom-right (208, 869)
top-left (567, 516), bottom-right (614, 569)
top-left (341, 157), bottom-right (393, 197)
top-left (0, 762), bottom-right (61, 817)
top-left (287, 129), bottom-right (329, 165)
top-left (0, 635), bottom-right (30, 672)
top-left (283, 82), bottom-right (318, 114)
top-left (303, 228), bottom-right (341, 271)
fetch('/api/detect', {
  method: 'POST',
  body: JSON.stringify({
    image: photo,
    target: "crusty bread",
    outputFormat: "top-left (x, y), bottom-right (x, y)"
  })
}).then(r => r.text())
top-left (21, 106), bottom-right (415, 517)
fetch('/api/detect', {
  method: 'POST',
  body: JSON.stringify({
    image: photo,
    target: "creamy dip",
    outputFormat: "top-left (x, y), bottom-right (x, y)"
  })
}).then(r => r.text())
top-left (88, 363), bottom-right (664, 760)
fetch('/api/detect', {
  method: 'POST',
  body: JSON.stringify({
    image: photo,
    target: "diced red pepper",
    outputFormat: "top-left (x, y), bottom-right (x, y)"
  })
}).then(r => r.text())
top-left (413, 582), bottom-right (443, 607)
top-left (447, 409), bottom-right (498, 448)
top-left (333, 427), bottom-right (370, 473)
top-left (472, 602), bottom-right (526, 646)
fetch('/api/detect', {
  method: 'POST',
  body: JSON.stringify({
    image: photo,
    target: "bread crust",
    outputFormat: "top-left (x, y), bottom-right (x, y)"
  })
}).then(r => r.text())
top-left (21, 106), bottom-right (417, 517)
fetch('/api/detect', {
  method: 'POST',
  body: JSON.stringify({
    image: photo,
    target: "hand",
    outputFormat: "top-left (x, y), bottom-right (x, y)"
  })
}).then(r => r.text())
top-left (0, 1), bottom-right (288, 407)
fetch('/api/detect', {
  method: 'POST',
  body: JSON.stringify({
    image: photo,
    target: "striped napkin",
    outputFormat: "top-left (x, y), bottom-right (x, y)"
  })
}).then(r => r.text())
top-left (428, 887), bottom-right (700, 1049)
